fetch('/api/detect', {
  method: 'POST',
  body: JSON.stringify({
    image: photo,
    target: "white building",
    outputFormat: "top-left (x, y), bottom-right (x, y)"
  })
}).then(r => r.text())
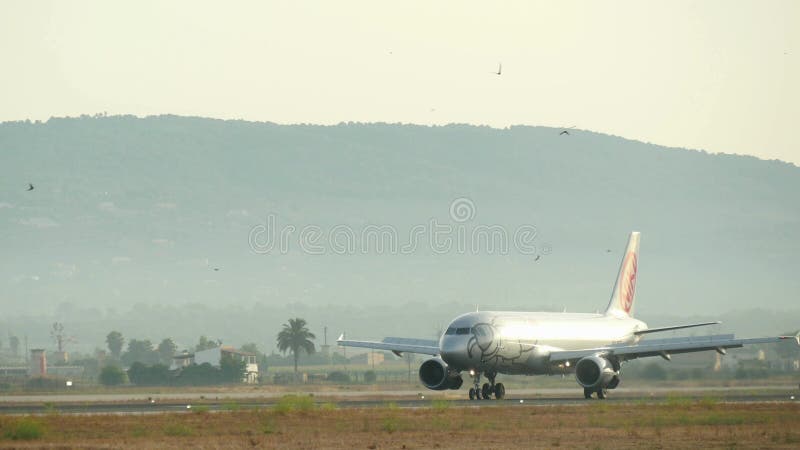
top-left (171, 346), bottom-right (259, 384)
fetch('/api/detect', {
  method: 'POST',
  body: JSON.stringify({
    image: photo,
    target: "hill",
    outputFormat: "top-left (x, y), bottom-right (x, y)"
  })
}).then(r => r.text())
top-left (1, 115), bottom-right (798, 348)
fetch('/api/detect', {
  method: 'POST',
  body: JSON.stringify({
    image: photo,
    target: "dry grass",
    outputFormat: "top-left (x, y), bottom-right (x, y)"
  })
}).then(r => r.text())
top-left (1, 400), bottom-right (799, 449)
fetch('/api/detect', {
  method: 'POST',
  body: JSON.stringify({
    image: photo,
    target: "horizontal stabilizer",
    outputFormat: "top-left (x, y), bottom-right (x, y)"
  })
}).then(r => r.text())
top-left (634, 321), bottom-right (720, 335)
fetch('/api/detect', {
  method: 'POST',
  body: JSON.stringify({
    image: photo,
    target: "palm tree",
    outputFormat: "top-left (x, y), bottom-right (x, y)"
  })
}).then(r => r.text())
top-left (276, 318), bottom-right (316, 380)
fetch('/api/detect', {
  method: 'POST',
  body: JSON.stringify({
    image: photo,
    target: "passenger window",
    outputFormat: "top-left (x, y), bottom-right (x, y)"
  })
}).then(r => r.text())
top-left (456, 327), bottom-right (470, 335)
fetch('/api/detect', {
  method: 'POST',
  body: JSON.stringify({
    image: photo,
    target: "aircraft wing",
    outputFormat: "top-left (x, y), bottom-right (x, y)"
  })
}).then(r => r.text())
top-left (633, 321), bottom-right (720, 335)
top-left (337, 335), bottom-right (440, 356)
top-left (548, 333), bottom-right (800, 364)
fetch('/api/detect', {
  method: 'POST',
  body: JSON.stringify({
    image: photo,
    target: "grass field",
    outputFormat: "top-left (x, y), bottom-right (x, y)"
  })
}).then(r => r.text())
top-left (1, 396), bottom-right (799, 448)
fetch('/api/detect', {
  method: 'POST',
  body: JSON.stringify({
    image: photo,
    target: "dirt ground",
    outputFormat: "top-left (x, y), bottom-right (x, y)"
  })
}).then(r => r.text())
top-left (1, 399), bottom-right (799, 449)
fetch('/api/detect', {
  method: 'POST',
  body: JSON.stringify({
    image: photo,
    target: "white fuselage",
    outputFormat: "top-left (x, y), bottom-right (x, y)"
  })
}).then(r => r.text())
top-left (439, 311), bottom-right (647, 375)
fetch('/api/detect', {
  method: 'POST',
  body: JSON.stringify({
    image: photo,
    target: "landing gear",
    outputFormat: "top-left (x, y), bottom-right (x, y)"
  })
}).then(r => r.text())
top-left (468, 371), bottom-right (483, 400)
top-left (584, 387), bottom-right (608, 399)
top-left (481, 383), bottom-right (492, 399)
top-left (467, 371), bottom-right (505, 400)
top-left (494, 382), bottom-right (506, 399)
top-left (486, 372), bottom-right (505, 399)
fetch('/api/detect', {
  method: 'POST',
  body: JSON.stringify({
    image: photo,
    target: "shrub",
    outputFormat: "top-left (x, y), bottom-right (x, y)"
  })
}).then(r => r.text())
top-left (382, 416), bottom-right (399, 433)
top-left (363, 370), bottom-right (377, 383)
top-left (163, 424), bottom-right (193, 436)
top-left (327, 371), bottom-right (351, 383)
top-left (431, 399), bottom-right (450, 410)
top-left (176, 363), bottom-right (221, 386)
top-left (99, 365), bottom-right (126, 386)
top-left (274, 395), bottom-right (315, 413)
top-left (4, 417), bottom-right (45, 440)
top-left (24, 376), bottom-right (65, 391)
top-left (127, 362), bottom-right (171, 386)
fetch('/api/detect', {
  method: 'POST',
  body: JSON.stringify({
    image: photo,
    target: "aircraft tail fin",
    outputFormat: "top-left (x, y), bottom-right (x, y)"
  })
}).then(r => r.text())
top-left (605, 232), bottom-right (641, 317)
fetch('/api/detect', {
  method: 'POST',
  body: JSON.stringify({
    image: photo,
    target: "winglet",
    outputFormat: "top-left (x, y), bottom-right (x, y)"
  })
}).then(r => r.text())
top-left (778, 331), bottom-right (800, 346)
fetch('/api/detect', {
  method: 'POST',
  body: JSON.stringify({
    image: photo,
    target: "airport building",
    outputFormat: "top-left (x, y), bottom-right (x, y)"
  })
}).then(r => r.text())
top-left (170, 346), bottom-right (259, 383)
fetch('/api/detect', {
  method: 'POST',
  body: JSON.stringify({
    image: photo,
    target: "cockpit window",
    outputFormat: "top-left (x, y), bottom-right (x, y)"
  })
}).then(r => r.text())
top-left (471, 326), bottom-right (486, 336)
top-left (445, 327), bottom-right (456, 335)
top-left (456, 327), bottom-right (470, 335)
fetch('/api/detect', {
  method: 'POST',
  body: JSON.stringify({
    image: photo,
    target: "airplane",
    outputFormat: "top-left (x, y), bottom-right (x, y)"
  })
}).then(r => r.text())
top-left (338, 232), bottom-right (799, 400)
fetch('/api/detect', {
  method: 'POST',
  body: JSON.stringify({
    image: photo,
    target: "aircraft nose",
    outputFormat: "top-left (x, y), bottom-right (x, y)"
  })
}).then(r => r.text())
top-left (439, 336), bottom-right (468, 367)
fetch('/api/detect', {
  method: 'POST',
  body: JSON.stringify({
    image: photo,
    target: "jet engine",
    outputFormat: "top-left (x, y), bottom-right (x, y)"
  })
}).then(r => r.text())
top-left (418, 357), bottom-right (463, 390)
top-left (575, 355), bottom-right (618, 390)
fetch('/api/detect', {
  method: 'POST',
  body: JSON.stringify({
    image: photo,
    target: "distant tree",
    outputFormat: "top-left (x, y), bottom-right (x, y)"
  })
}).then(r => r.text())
top-left (176, 362), bottom-right (220, 386)
top-left (72, 356), bottom-right (101, 381)
top-left (121, 339), bottom-right (159, 366)
top-left (106, 331), bottom-right (124, 358)
top-left (363, 370), bottom-right (377, 384)
top-left (276, 318), bottom-right (316, 380)
top-left (220, 353), bottom-right (246, 383)
top-left (326, 371), bottom-right (351, 383)
top-left (157, 338), bottom-right (177, 365)
top-left (50, 322), bottom-right (74, 353)
top-left (99, 365), bottom-right (126, 386)
top-left (9, 335), bottom-right (20, 356)
top-left (195, 335), bottom-right (220, 352)
top-left (127, 362), bottom-right (171, 386)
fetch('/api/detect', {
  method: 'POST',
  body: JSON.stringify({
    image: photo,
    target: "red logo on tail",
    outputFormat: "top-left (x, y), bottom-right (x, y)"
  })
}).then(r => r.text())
top-left (619, 253), bottom-right (637, 313)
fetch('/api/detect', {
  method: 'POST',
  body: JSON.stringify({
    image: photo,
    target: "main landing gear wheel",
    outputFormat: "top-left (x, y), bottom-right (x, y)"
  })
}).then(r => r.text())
top-left (583, 387), bottom-right (608, 399)
top-left (469, 388), bottom-right (477, 400)
top-left (494, 383), bottom-right (505, 399)
top-left (481, 383), bottom-right (492, 399)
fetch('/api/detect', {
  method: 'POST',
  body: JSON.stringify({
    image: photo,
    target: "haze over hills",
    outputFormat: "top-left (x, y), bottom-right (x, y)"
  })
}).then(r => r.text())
top-left (1, 115), bottom-right (798, 351)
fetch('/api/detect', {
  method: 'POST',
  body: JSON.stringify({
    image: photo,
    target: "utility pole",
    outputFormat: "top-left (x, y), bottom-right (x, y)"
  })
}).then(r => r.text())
top-left (323, 326), bottom-right (331, 365)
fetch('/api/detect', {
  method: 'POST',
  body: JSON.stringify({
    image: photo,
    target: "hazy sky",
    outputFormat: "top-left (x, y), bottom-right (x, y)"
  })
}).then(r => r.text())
top-left (2, 1), bottom-right (798, 164)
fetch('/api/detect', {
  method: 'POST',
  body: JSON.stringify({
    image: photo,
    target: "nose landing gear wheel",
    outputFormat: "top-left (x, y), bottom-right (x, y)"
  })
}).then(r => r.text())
top-left (481, 383), bottom-right (492, 399)
top-left (494, 382), bottom-right (505, 399)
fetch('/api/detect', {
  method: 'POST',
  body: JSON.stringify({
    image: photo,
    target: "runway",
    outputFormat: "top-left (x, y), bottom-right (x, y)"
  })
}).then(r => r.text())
top-left (0, 386), bottom-right (797, 415)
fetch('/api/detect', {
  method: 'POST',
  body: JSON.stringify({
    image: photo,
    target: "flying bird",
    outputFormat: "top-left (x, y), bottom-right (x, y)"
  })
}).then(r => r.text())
top-left (26, 183), bottom-right (34, 191)
top-left (213, 267), bottom-right (220, 272)
top-left (534, 255), bottom-right (541, 262)
top-left (560, 126), bottom-right (576, 136)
